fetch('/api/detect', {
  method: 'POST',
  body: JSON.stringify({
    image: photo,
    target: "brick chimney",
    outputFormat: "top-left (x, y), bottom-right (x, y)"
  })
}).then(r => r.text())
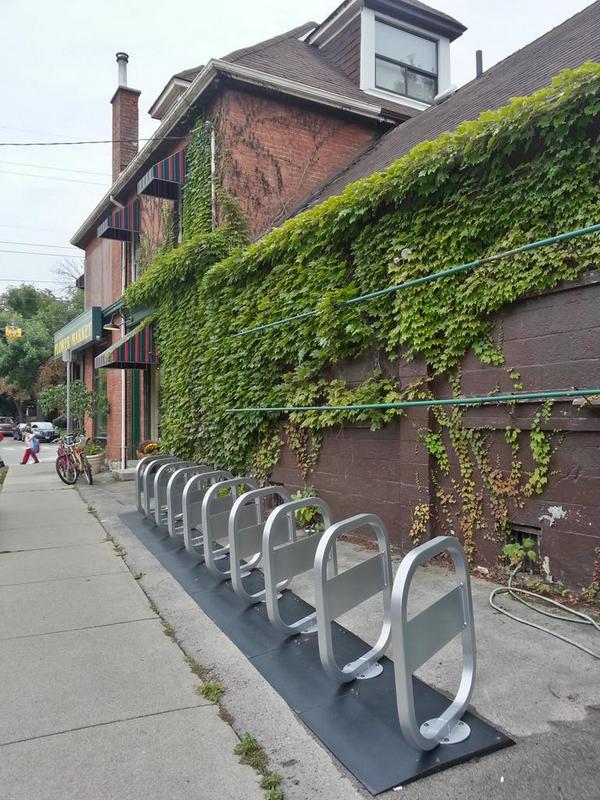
top-left (111, 52), bottom-right (141, 182)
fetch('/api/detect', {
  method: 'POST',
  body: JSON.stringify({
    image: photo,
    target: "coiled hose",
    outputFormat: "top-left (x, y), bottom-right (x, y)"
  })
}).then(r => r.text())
top-left (489, 564), bottom-right (600, 659)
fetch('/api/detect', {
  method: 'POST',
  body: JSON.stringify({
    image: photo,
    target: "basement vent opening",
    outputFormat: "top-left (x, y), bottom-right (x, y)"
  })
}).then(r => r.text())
top-left (507, 524), bottom-right (541, 574)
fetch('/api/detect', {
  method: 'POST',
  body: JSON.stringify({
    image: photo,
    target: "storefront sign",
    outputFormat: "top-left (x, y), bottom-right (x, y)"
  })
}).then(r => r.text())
top-left (54, 307), bottom-right (102, 356)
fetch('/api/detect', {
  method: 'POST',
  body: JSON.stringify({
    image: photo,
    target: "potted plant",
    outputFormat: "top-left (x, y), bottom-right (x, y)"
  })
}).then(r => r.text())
top-left (137, 439), bottom-right (161, 459)
top-left (83, 440), bottom-right (106, 475)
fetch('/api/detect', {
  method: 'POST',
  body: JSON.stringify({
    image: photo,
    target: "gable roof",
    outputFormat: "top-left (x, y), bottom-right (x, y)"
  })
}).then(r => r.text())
top-left (300, 1), bottom-right (600, 209)
top-left (72, 22), bottom-right (411, 248)
top-left (307, 0), bottom-right (465, 45)
top-left (155, 21), bottom-right (418, 121)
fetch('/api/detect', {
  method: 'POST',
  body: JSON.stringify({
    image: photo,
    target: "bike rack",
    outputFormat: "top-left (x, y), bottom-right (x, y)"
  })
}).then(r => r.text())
top-left (154, 461), bottom-right (197, 531)
top-left (142, 456), bottom-right (181, 519)
top-left (181, 470), bottom-right (233, 559)
top-left (262, 497), bottom-right (337, 636)
top-left (166, 465), bottom-right (211, 539)
top-left (135, 456), bottom-right (155, 514)
top-left (229, 485), bottom-right (294, 605)
top-left (314, 514), bottom-right (392, 682)
top-left (391, 536), bottom-right (476, 751)
top-left (202, 478), bottom-right (259, 580)
top-left (135, 455), bottom-right (178, 516)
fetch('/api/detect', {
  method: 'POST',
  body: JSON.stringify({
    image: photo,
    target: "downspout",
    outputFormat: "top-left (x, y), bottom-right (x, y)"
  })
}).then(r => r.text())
top-left (120, 242), bottom-right (127, 470)
top-left (204, 120), bottom-right (216, 229)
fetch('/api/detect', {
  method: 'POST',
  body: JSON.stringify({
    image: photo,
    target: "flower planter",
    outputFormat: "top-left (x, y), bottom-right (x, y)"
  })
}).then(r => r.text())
top-left (137, 450), bottom-right (160, 460)
top-left (86, 453), bottom-right (105, 475)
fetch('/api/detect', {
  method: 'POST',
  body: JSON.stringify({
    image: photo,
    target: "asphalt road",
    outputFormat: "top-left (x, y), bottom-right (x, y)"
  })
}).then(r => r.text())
top-left (0, 436), bottom-right (57, 466)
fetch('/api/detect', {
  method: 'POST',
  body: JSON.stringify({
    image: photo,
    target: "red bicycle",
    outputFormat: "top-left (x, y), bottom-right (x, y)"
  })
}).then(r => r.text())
top-left (56, 435), bottom-right (93, 485)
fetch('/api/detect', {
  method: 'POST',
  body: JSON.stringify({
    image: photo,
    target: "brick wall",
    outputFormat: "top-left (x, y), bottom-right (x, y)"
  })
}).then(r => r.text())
top-left (111, 87), bottom-right (140, 182)
top-left (273, 273), bottom-right (600, 588)
top-left (213, 87), bottom-right (383, 237)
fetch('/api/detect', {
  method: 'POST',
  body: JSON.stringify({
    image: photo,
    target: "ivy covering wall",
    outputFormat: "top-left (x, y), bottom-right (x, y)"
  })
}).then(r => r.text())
top-left (126, 65), bottom-right (600, 555)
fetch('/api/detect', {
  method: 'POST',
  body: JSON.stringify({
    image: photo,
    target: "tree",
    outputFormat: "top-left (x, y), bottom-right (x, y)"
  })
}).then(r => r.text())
top-left (38, 380), bottom-right (109, 431)
top-left (0, 284), bottom-right (82, 418)
top-left (52, 258), bottom-right (85, 300)
top-left (0, 378), bottom-right (30, 420)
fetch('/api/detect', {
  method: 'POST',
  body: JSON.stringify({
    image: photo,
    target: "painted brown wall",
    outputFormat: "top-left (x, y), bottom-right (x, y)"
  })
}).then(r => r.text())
top-left (319, 16), bottom-right (362, 84)
top-left (272, 273), bottom-right (600, 589)
top-left (214, 86), bottom-right (382, 237)
top-left (84, 238), bottom-right (120, 311)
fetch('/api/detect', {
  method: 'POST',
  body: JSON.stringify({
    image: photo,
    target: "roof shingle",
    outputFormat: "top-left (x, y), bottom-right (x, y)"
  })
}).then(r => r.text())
top-left (303, 1), bottom-right (600, 207)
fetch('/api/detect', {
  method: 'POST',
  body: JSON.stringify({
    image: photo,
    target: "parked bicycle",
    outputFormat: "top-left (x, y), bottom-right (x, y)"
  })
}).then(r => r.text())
top-left (55, 434), bottom-right (93, 486)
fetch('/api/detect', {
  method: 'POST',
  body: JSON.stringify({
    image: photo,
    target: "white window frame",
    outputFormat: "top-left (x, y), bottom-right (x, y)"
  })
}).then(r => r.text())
top-left (360, 6), bottom-right (451, 110)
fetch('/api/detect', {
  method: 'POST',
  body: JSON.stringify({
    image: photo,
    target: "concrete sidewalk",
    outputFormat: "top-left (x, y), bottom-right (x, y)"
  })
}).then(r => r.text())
top-left (77, 472), bottom-right (600, 800)
top-left (0, 464), bottom-right (263, 800)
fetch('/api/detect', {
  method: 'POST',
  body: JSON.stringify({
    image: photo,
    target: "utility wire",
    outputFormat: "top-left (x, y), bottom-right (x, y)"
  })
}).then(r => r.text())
top-left (0, 159), bottom-right (111, 177)
top-left (0, 278), bottom-right (66, 284)
top-left (0, 136), bottom-right (184, 147)
top-left (0, 223), bottom-right (71, 233)
top-left (0, 249), bottom-right (83, 258)
top-left (0, 239), bottom-right (80, 251)
top-left (0, 169), bottom-right (106, 186)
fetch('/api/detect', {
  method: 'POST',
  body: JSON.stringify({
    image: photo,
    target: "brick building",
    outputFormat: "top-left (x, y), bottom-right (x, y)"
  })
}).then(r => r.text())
top-left (57, 0), bottom-right (467, 464)
top-left (53, 0), bottom-right (600, 586)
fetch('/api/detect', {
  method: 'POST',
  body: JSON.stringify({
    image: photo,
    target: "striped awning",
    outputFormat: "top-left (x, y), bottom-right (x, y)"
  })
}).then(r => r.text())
top-left (94, 319), bottom-right (157, 369)
top-left (97, 200), bottom-right (141, 241)
top-left (137, 149), bottom-right (187, 200)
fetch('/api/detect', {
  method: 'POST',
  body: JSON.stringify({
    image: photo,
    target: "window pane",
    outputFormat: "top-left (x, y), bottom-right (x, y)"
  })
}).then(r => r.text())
top-left (375, 58), bottom-right (406, 95)
top-left (407, 69), bottom-right (436, 102)
top-left (375, 20), bottom-right (437, 74)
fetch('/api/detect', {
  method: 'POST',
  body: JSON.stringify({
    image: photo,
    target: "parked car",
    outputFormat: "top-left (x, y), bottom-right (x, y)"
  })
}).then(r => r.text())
top-left (12, 422), bottom-right (26, 441)
top-left (0, 416), bottom-right (15, 437)
top-left (30, 421), bottom-right (59, 442)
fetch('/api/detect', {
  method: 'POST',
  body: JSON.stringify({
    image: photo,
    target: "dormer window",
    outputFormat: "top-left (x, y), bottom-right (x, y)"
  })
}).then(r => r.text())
top-left (308, 0), bottom-right (466, 112)
top-left (374, 20), bottom-right (437, 103)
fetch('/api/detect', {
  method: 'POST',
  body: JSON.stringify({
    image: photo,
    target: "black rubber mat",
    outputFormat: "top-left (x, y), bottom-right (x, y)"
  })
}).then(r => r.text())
top-left (120, 511), bottom-right (513, 794)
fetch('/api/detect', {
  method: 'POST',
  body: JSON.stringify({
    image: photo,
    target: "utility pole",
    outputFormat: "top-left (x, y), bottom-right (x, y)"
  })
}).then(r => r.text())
top-left (62, 348), bottom-right (72, 438)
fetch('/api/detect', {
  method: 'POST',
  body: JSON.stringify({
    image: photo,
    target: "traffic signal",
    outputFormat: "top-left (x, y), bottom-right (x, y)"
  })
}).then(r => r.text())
top-left (4, 325), bottom-right (22, 339)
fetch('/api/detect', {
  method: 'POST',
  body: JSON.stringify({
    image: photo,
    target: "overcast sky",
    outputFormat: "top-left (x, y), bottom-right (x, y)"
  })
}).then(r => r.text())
top-left (0, 0), bottom-right (593, 294)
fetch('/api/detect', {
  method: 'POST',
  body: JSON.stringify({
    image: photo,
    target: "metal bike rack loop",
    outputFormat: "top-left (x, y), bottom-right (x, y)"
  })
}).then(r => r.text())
top-left (229, 485), bottom-right (294, 604)
top-left (262, 497), bottom-right (336, 636)
top-left (140, 456), bottom-right (180, 517)
top-left (154, 461), bottom-right (197, 530)
top-left (135, 455), bottom-right (175, 515)
top-left (391, 536), bottom-right (476, 750)
top-left (181, 470), bottom-right (233, 559)
top-left (314, 514), bottom-right (392, 681)
top-left (202, 478), bottom-right (259, 580)
top-left (166, 465), bottom-right (211, 539)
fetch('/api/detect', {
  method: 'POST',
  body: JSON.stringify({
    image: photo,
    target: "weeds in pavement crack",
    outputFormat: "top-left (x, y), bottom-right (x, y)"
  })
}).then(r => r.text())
top-left (197, 681), bottom-right (225, 702)
top-left (235, 734), bottom-right (284, 799)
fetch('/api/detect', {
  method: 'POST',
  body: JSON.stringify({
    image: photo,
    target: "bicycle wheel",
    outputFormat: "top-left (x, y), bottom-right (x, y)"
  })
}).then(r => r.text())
top-left (81, 454), bottom-right (93, 485)
top-left (56, 454), bottom-right (77, 485)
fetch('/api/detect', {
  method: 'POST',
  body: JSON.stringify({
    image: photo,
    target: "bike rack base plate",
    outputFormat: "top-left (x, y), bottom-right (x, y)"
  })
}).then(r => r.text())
top-left (120, 511), bottom-right (513, 794)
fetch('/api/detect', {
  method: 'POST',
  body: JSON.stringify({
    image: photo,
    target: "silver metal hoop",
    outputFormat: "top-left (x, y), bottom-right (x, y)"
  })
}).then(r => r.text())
top-left (202, 478), bottom-right (259, 580)
top-left (153, 461), bottom-right (197, 531)
top-left (391, 536), bottom-right (476, 750)
top-left (229, 485), bottom-right (293, 604)
top-left (181, 470), bottom-right (233, 559)
top-left (314, 514), bottom-right (392, 682)
top-left (141, 456), bottom-right (180, 518)
top-left (166, 465), bottom-right (211, 539)
top-left (262, 497), bottom-right (336, 636)
top-left (135, 455), bottom-right (175, 515)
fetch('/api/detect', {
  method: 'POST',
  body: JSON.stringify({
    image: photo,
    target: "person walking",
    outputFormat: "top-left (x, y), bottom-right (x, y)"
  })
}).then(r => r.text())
top-left (21, 426), bottom-right (40, 465)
